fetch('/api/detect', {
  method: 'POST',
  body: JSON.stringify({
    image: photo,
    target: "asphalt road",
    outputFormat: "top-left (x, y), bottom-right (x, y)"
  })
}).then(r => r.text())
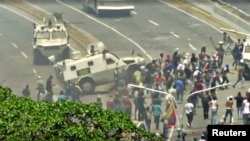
top-left (0, 6), bottom-right (63, 101)
top-left (222, 0), bottom-right (250, 15)
top-left (28, 0), bottom-right (227, 60)
top-left (2, 0), bottom-right (250, 140)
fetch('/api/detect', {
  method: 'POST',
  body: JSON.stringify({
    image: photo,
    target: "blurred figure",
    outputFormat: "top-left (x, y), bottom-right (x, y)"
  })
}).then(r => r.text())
top-left (242, 96), bottom-right (250, 125)
top-left (152, 100), bottom-right (161, 130)
top-left (36, 76), bottom-right (45, 101)
top-left (22, 84), bottom-right (30, 97)
top-left (224, 96), bottom-right (234, 123)
top-left (216, 41), bottom-right (225, 68)
top-left (234, 92), bottom-right (244, 120)
top-left (96, 95), bottom-right (103, 109)
top-left (72, 82), bottom-right (82, 102)
top-left (184, 98), bottom-right (194, 128)
top-left (232, 67), bottom-right (245, 88)
top-left (144, 106), bottom-right (152, 132)
top-left (202, 91), bottom-right (211, 120)
top-left (46, 75), bottom-right (54, 95)
top-left (57, 90), bottom-right (66, 101)
top-left (209, 96), bottom-right (219, 125)
top-left (106, 95), bottom-right (114, 110)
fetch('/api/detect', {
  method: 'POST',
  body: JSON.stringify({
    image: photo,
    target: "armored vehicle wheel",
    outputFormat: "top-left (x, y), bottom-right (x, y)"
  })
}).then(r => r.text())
top-left (79, 78), bottom-right (96, 94)
top-left (33, 49), bottom-right (50, 65)
top-left (33, 49), bottom-right (42, 65)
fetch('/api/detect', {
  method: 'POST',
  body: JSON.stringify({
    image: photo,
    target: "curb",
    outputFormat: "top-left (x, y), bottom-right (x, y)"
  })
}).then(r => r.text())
top-left (214, 1), bottom-right (250, 31)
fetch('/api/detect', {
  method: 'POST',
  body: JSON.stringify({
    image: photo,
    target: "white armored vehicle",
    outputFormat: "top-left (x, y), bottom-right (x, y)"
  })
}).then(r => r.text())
top-left (33, 16), bottom-right (70, 65)
top-left (83, 0), bottom-right (135, 17)
top-left (52, 42), bottom-right (145, 94)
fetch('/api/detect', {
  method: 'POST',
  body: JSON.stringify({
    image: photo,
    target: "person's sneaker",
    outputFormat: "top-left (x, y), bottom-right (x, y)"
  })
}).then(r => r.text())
top-left (186, 123), bottom-right (190, 128)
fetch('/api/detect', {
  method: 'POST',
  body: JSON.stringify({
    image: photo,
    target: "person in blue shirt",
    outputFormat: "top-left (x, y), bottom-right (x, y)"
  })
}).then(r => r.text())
top-left (152, 103), bottom-right (162, 130)
top-left (175, 79), bottom-right (184, 102)
top-left (57, 90), bottom-right (66, 101)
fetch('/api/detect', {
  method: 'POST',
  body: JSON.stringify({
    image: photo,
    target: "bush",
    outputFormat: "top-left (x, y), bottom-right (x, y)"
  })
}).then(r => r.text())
top-left (0, 86), bottom-right (162, 141)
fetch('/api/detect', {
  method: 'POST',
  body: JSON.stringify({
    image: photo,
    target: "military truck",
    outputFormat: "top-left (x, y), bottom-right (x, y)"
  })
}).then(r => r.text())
top-left (83, 0), bottom-right (135, 17)
top-left (51, 41), bottom-right (145, 94)
top-left (33, 16), bottom-right (70, 65)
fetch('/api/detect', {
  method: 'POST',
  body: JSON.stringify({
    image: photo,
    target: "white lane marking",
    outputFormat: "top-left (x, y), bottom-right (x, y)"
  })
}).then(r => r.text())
top-left (21, 51), bottom-right (28, 59)
top-left (188, 43), bottom-right (197, 51)
top-left (114, 19), bottom-right (122, 22)
top-left (148, 20), bottom-right (159, 26)
top-left (158, 0), bottom-right (223, 33)
top-left (153, 36), bottom-right (169, 41)
top-left (32, 68), bottom-right (37, 75)
top-left (56, 0), bottom-right (152, 60)
top-left (170, 32), bottom-right (180, 38)
top-left (10, 42), bottom-right (18, 48)
top-left (131, 11), bottom-right (137, 15)
top-left (189, 23), bottom-right (201, 27)
top-left (0, 5), bottom-right (76, 52)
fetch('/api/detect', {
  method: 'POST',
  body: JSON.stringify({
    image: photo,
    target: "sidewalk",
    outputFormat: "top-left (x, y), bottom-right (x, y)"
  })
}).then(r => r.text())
top-left (185, 0), bottom-right (250, 32)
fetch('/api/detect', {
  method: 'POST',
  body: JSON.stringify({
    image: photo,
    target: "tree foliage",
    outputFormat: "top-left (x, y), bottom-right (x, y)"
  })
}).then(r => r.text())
top-left (0, 86), bottom-right (162, 141)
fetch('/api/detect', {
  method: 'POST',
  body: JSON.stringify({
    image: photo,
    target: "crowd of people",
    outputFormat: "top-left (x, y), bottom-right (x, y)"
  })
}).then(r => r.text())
top-left (105, 37), bottom-right (250, 140)
top-left (19, 34), bottom-right (250, 140)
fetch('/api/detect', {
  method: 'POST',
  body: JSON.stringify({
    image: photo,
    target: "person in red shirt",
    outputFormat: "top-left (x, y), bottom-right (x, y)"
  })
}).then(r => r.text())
top-left (122, 95), bottom-right (132, 118)
top-left (194, 79), bottom-right (204, 108)
top-left (106, 96), bottom-right (114, 110)
top-left (154, 71), bottom-right (166, 91)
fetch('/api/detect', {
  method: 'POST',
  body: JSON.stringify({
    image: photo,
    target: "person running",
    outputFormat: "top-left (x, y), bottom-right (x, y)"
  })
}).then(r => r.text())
top-left (232, 68), bottom-right (245, 88)
top-left (184, 98), bottom-right (194, 128)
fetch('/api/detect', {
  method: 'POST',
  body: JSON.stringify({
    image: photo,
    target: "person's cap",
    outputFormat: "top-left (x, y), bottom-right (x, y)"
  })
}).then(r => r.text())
top-left (38, 76), bottom-right (41, 79)
top-left (229, 96), bottom-right (233, 99)
top-left (219, 41), bottom-right (223, 44)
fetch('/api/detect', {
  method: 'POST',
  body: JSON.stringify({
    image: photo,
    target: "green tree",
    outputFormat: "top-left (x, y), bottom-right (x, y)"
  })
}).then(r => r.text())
top-left (0, 86), bottom-right (162, 141)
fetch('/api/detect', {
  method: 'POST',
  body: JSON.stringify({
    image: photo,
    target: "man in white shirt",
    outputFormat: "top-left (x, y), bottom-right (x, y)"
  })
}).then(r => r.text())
top-left (242, 98), bottom-right (250, 125)
top-left (184, 98), bottom-right (194, 128)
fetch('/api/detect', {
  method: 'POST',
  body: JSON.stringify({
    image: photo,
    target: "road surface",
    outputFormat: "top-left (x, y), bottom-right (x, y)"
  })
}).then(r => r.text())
top-left (222, 0), bottom-right (250, 15)
top-left (28, 0), bottom-right (227, 59)
top-left (0, 7), bottom-right (64, 101)
top-left (1, 0), bottom-right (249, 140)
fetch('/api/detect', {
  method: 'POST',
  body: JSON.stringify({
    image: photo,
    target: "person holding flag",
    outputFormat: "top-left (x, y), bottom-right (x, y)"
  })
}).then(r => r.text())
top-left (161, 95), bottom-right (177, 139)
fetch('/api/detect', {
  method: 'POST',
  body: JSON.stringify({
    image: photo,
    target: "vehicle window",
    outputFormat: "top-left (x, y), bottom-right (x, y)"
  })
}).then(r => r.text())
top-left (88, 61), bottom-right (94, 66)
top-left (106, 58), bottom-right (115, 65)
top-left (36, 31), bottom-right (50, 39)
top-left (52, 31), bottom-right (66, 39)
top-left (244, 45), bottom-right (250, 53)
top-left (70, 66), bottom-right (76, 71)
